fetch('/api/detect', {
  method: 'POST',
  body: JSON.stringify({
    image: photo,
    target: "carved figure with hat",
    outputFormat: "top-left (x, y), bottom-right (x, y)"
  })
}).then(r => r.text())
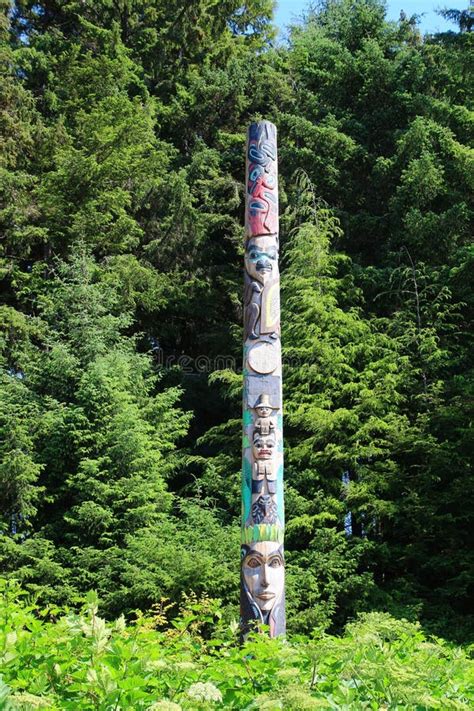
top-left (253, 393), bottom-right (277, 436)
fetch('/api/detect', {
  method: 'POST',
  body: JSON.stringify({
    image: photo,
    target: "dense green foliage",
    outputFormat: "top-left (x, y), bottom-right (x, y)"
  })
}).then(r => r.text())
top-left (1, 582), bottom-right (473, 709)
top-left (1, 0), bottom-right (473, 649)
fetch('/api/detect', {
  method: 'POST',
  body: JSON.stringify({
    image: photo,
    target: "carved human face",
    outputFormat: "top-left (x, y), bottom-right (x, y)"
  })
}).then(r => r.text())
top-left (242, 542), bottom-right (284, 612)
top-left (255, 405), bottom-right (272, 418)
top-left (252, 433), bottom-right (275, 460)
top-left (245, 236), bottom-right (278, 283)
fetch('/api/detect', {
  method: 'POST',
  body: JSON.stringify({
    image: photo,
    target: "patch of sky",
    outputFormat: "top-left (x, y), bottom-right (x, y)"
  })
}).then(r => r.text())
top-left (274, 0), bottom-right (470, 38)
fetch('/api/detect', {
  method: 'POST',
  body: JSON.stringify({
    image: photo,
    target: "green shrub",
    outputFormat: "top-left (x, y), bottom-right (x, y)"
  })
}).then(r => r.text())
top-left (0, 580), bottom-right (472, 709)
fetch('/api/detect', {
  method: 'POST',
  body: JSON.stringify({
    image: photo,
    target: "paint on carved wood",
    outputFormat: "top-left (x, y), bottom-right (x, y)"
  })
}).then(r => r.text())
top-left (241, 542), bottom-right (285, 637)
top-left (246, 122), bottom-right (278, 237)
top-left (241, 121), bottom-right (285, 637)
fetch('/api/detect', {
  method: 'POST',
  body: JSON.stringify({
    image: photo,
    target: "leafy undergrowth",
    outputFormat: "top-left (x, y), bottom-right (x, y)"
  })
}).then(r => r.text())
top-left (0, 582), bottom-right (472, 710)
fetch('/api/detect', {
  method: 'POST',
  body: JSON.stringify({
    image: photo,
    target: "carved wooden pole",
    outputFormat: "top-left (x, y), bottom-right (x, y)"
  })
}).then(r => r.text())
top-left (241, 121), bottom-right (285, 637)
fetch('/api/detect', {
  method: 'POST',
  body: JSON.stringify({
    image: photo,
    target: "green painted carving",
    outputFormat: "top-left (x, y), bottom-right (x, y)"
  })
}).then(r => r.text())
top-left (243, 409), bottom-right (253, 426)
top-left (241, 458), bottom-right (252, 521)
top-left (241, 524), bottom-right (284, 544)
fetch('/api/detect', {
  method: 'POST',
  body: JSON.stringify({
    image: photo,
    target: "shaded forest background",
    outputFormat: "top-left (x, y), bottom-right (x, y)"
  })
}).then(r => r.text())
top-left (0, 0), bottom-right (472, 643)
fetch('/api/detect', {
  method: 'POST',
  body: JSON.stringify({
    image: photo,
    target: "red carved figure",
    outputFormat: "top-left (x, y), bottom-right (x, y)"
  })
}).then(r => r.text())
top-left (246, 124), bottom-right (278, 237)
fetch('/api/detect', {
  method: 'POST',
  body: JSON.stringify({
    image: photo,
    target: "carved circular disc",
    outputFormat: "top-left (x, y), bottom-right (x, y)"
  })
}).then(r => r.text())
top-left (248, 342), bottom-right (279, 374)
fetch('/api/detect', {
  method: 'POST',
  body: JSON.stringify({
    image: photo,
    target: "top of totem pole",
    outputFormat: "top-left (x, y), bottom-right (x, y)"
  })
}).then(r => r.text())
top-left (249, 120), bottom-right (277, 134)
top-left (246, 121), bottom-right (279, 239)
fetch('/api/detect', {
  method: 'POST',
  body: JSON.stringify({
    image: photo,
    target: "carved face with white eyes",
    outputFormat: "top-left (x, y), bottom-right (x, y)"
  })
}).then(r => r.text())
top-left (242, 542), bottom-right (284, 612)
top-left (252, 432), bottom-right (276, 460)
top-left (245, 235), bottom-right (278, 283)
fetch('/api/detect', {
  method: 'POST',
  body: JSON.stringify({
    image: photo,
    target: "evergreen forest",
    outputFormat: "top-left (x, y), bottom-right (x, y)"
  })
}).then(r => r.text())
top-left (0, 0), bottom-right (473, 706)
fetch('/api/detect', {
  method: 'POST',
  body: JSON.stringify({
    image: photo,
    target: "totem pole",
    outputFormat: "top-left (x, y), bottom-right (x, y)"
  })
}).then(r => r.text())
top-left (241, 121), bottom-right (285, 637)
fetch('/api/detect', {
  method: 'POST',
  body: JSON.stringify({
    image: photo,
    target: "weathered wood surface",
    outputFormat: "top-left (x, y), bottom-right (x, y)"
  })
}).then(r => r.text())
top-left (241, 121), bottom-right (285, 637)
